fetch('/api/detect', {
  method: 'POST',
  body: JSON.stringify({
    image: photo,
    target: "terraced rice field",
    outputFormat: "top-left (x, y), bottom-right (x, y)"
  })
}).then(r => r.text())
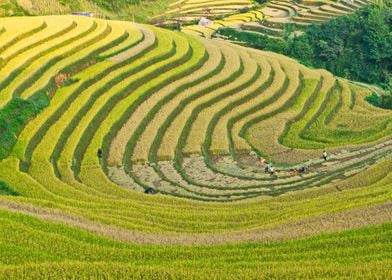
top-left (160, 0), bottom-right (255, 22)
top-left (180, 0), bottom-right (369, 39)
top-left (241, 0), bottom-right (371, 38)
top-left (0, 15), bottom-right (391, 278)
top-left (182, 10), bottom-right (264, 38)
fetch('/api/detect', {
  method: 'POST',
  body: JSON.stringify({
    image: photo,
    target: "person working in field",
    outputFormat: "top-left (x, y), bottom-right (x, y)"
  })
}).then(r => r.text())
top-left (264, 162), bottom-right (270, 173)
top-left (299, 166), bottom-right (307, 174)
top-left (269, 166), bottom-right (275, 176)
top-left (323, 150), bottom-right (328, 161)
top-left (97, 148), bottom-right (103, 159)
top-left (258, 156), bottom-right (265, 166)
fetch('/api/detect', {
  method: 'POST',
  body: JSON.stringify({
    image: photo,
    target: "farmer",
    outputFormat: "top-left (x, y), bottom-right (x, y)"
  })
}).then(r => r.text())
top-left (97, 148), bottom-right (103, 159)
top-left (299, 166), bottom-right (307, 174)
top-left (269, 166), bottom-right (275, 176)
top-left (258, 156), bottom-right (265, 166)
top-left (264, 162), bottom-right (270, 173)
top-left (145, 187), bottom-right (155, 194)
top-left (323, 150), bottom-right (328, 161)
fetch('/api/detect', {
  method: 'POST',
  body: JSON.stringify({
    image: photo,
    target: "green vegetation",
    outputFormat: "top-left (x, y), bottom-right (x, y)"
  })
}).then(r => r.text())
top-left (296, 2), bottom-right (391, 86)
top-left (0, 181), bottom-right (18, 196)
top-left (217, 27), bottom-right (287, 53)
top-left (0, 93), bottom-right (48, 160)
top-left (2, 0), bottom-right (177, 22)
top-left (83, 0), bottom-right (176, 21)
top-left (0, 0), bottom-right (30, 16)
top-left (87, 0), bottom-right (141, 10)
top-left (216, 2), bottom-right (392, 88)
top-left (366, 92), bottom-right (392, 109)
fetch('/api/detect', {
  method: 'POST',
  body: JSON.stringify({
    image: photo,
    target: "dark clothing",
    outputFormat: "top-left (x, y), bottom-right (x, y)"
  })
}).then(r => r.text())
top-left (145, 188), bottom-right (155, 194)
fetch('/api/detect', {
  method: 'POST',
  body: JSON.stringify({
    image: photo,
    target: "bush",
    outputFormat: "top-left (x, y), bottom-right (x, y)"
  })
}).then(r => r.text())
top-left (0, 92), bottom-right (49, 160)
top-left (379, 94), bottom-right (392, 109)
top-left (0, 181), bottom-right (18, 196)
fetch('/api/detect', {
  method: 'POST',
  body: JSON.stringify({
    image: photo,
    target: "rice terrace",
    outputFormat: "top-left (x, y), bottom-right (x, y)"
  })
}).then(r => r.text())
top-left (0, 0), bottom-right (391, 278)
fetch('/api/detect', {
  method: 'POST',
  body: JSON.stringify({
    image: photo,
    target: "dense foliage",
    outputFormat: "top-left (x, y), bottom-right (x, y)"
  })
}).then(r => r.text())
top-left (217, 2), bottom-right (392, 91)
top-left (0, 181), bottom-right (18, 196)
top-left (0, 92), bottom-right (48, 160)
top-left (0, 0), bottom-right (30, 16)
top-left (88, 0), bottom-right (141, 10)
top-left (84, 0), bottom-right (171, 11)
top-left (366, 92), bottom-right (392, 109)
top-left (299, 3), bottom-right (391, 86)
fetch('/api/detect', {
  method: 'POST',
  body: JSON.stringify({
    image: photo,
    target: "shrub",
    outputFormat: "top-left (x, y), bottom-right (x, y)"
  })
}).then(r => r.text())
top-left (0, 92), bottom-right (49, 160)
top-left (0, 181), bottom-right (18, 196)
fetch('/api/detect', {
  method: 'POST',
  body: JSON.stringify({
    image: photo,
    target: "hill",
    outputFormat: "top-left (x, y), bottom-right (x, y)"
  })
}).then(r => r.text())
top-left (0, 14), bottom-right (391, 278)
top-left (4, 0), bottom-right (257, 22)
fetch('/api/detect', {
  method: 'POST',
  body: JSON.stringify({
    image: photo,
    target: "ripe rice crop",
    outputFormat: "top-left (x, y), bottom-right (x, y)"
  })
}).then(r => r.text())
top-left (0, 15), bottom-right (390, 278)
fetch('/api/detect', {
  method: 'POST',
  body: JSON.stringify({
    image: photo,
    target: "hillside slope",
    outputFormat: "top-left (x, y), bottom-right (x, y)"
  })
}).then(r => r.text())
top-left (7, 0), bottom-right (178, 21)
top-left (0, 15), bottom-right (391, 278)
top-left (9, 0), bottom-right (257, 22)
